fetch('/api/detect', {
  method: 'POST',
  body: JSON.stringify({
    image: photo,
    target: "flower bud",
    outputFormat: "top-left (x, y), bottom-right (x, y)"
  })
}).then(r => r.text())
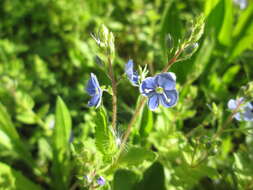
top-left (181, 43), bottom-right (199, 58)
top-left (192, 23), bottom-right (204, 42)
top-left (165, 33), bottom-right (174, 50)
top-left (108, 31), bottom-right (115, 57)
top-left (99, 24), bottom-right (109, 44)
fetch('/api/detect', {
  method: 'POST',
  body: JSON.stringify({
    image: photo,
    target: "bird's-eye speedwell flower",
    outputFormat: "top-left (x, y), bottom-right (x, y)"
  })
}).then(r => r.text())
top-left (125, 60), bottom-right (139, 86)
top-left (140, 72), bottom-right (178, 111)
top-left (97, 176), bottom-right (105, 186)
top-left (228, 97), bottom-right (253, 121)
top-left (86, 73), bottom-right (103, 108)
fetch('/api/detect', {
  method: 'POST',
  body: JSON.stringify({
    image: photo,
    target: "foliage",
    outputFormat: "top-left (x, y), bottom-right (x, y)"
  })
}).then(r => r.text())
top-left (0, 0), bottom-right (253, 189)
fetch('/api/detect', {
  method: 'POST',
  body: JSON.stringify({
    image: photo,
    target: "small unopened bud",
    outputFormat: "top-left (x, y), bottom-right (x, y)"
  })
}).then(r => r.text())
top-left (99, 24), bottom-right (109, 44)
top-left (182, 43), bottom-right (199, 58)
top-left (192, 24), bottom-right (204, 42)
top-left (108, 31), bottom-right (115, 56)
top-left (165, 33), bottom-right (174, 50)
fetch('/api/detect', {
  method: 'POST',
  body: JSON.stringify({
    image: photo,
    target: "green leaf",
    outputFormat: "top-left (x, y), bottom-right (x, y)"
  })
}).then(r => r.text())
top-left (119, 146), bottom-right (157, 166)
top-left (139, 106), bottom-right (153, 138)
top-left (230, 3), bottom-right (253, 59)
top-left (16, 91), bottom-right (35, 110)
top-left (231, 29), bottom-right (253, 58)
top-left (0, 103), bottom-right (36, 169)
top-left (54, 96), bottom-right (72, 152)
top-left (52, 97), bottom-right (72, 190)
top-left (134, 162), bottom-right (166, 190)
top-left (16, 111), bottom-right (36, 124)
top-left (0, 162), bottom-right (42, 190)
top-left (0, 102), bottom-right (19, 140)
top-left (218, 0), bottom-right (233, 46)
top-left (160, 0), bottom-right (182, 55)
top-left (222, 65), bottom-right (240, 84)
top-left (233, 3), bottom-right (253, 37)
top-left (95, 107), bottom-right (116, 157)
top-left (187, 37), bottom-right (215, 84)
top-left (113, 169), bottom-right (139, 190)
top-left (205, 0), bottom-right (225, 36)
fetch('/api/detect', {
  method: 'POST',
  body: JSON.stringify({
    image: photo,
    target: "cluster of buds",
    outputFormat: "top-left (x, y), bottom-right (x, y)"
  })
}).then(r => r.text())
top-left (91, 24), bottom-right (115, 57)
top-left (180, 15), bottom-right (205, 59)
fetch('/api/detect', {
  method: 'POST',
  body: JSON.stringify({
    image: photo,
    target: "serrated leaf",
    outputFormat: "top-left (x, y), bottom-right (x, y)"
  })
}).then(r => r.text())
top-left (0, 162), bottom-right (42, 190)
top-left (95, 107), bottom-right (116, 157)
top-left (119, 146), bottom-right (157, 166)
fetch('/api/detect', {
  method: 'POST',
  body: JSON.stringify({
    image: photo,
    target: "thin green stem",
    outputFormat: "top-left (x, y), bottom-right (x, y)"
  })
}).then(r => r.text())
top-left (192, 100), bottom-right (244, 168)
top-left (110, 97), bottom-right (146, 170)
top-left (162, 47), bottom-right (184, 72)
top-left (107, 56), bottom-right (117, 130)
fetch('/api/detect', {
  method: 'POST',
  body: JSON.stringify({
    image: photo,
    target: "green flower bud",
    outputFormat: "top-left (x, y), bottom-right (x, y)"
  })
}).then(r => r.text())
top-left (108, 31), bottom-right (115, 57)
top-left (192, 23), bottom-right (204, 42)
top-left (181, 43), bottom-right (199, 58)
top-left (99, 24), bottom-right (109, 44)
top-left (165, 33), bottom-right (174, 50)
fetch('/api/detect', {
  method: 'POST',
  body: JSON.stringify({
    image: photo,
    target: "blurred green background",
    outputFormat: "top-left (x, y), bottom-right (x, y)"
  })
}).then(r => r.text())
top-left (0, 0), bottom-right (253, 189)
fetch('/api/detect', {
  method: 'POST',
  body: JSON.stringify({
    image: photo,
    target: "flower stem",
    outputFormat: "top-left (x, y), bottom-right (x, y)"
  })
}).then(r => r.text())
top-left (106, 97), bottom-right (146, 172)
top-left (191, 100), bottom-right (244, 167)
top-left (162, 47), bottom-right (184, 72)
top-left (120, 97), bottom-right (146, 152)
top-left (108, 56), bottom-right (117, 130)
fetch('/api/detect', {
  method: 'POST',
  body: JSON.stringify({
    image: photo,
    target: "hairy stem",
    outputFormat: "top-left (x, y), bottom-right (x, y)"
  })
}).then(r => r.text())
top-left (108, 56), bottom-right (117, 130)
top-left (120, 97), bottom-right (146, 152)
top-left (107, 97), bottom-right (146, 171)
top-left (162, 47), bottom-right (183, 72)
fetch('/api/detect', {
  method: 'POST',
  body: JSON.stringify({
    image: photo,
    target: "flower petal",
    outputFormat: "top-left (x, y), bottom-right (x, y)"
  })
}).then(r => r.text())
top-left (160, 89), bottom-right (178, 107)
top-left (86, 73), bottom-right (101, 96)
top-left (234, 113), bottom-right (242, 121)
top-left (227, 99), bottom-right (237, 110)
top-left (147, 94), bottom-right (159, 111)
top-left (125, 60), bottom-right (139, 86)
top-left (125, 60), bottom-right (134, 76)
top-left (140, 76), bottom-right (156, 96)
top-left (88, 93), bottom-right (101, 108)
top-left (243, 106), bottom-right (253, 121)
top-left (155, 72), bottom-right (176, 91)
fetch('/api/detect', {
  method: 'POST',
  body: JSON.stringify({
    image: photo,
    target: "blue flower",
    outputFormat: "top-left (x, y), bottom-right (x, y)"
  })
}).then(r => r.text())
top-left (228, 98), bottom-right (253, 121)
top-left (86, 73), bottom-right (102, 108)
top-left (140, 72), bottom-right (178, 111)
top-left (125, 60), bottom-right (139, 86)
top-left (234, 0), bottom-right (247, 9)
top-left (97, 176), bottom-right (105, 186)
